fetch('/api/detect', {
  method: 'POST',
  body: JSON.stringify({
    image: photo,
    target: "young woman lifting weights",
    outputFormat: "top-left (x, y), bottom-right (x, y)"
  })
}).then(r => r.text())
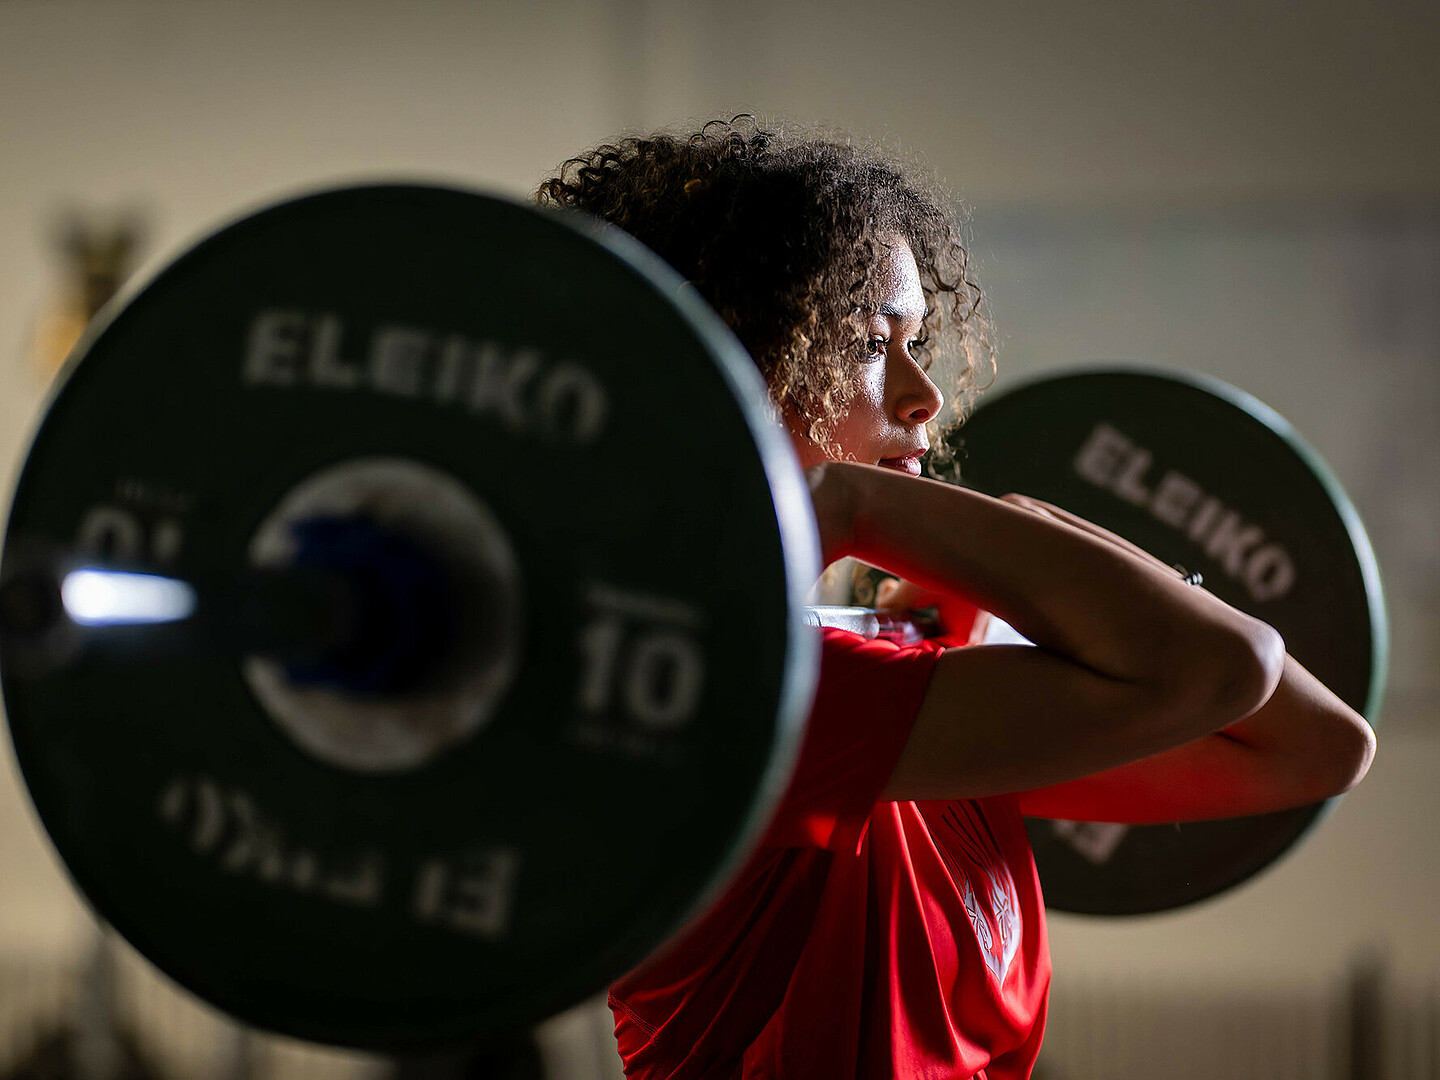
top-left (537, 117), bottom-right (1375, 1080)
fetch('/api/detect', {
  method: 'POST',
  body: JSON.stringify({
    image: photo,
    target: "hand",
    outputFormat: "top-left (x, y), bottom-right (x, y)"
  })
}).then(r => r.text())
top-left (875, 575), bottom-right (991, 646)
top-left (999, 493), bottom-right (1182, 581)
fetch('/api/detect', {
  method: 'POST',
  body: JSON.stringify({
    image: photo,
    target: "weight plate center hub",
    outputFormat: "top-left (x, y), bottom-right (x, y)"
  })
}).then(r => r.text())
top-left (245, 457), bottom-right (523, 773)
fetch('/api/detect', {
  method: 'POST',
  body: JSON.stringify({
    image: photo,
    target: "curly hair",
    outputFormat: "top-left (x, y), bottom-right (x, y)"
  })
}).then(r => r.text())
top-left (536, 116), bottom-right (994, 469)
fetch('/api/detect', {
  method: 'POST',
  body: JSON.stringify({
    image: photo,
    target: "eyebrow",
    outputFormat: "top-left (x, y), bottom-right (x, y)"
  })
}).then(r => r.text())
top-left (878, 302), bottom-right (925, 320)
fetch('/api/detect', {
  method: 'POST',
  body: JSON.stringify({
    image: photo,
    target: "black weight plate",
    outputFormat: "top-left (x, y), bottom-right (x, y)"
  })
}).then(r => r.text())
top-left (1, 186), bottom-right (819, 1046)
top-left (955, 367), bottom-right (1386, 915)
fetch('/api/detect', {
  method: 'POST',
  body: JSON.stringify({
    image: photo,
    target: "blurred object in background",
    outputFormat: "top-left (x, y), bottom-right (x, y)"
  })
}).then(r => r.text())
top-left (1036, 949), bottom-right (1439, 1080)
top-left (0, 930), bottom-right (387, 1080)
top-left (0, 929), bottom-right (166, 1080)
top-left (0, 932), bottom-right (620, 1080)
top-left (1, 937), bottom-right (1433, 1078)
top-left (29, 209), bottom-right (147, 386)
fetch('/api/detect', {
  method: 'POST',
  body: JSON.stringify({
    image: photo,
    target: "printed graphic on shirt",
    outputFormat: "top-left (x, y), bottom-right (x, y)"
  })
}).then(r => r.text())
top-left (938, 804), bottom-right (1021, 984)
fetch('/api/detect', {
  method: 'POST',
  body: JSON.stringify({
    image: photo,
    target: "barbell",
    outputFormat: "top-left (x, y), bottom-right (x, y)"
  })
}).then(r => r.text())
top-left (0, 185), bottom-right (1385, 1049)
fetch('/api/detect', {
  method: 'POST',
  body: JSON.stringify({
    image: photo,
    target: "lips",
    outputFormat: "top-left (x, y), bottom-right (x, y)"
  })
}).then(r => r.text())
top-left (878, 454), bottom-right (925, 476)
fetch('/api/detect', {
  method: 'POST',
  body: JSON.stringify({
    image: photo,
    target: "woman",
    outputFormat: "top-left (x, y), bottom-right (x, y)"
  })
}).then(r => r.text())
top-left (537, 117), bottom-right (1375, 1080)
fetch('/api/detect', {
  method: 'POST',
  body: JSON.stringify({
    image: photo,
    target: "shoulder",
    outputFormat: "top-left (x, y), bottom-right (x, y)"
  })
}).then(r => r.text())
top-left (759, 628), bottom-right (949, 851)
top-left (812, 627), bottom-right (949, 730)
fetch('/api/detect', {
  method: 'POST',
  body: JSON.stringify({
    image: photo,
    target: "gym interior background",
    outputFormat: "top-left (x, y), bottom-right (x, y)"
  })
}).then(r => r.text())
top-left (1, 1), bottom-right (1436, 1077)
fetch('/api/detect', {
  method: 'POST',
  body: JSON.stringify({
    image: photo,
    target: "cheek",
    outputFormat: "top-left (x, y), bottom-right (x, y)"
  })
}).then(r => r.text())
top-left (835, 370), bottom-right (887, 445)
top-left (783, 367), bottom-right (887, 466)
top-left (852, 365), bottom-right (886, 411)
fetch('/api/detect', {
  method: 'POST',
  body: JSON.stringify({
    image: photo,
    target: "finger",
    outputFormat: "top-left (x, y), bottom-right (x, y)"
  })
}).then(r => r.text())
top-left (1002, 493), bottom-right (1168, 571)
top-left (1034, 505), bottom-right (1168, 569)
top-left (875, 576), bottom-right (940, 612)
top-left (999, 492), bottom-right (1064, 522)
top-left (874, 576), bottom-right (902, 607)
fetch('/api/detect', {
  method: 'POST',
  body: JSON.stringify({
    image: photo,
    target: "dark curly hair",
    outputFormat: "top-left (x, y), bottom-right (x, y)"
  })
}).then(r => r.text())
top-left (536, 116), bottom-right (994, 468)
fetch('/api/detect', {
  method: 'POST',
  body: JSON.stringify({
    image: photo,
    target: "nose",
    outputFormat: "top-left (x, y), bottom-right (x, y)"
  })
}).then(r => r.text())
top-left (891, 352), bottom-right (944, 427)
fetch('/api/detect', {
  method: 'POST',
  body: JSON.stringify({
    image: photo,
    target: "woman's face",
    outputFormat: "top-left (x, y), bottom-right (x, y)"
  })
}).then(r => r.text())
top-left (786, 237), bottom-right (944, 475)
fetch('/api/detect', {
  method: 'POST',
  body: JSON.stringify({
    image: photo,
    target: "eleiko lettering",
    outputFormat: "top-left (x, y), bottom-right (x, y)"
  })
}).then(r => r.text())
top-left (1072, 423), bottom-right (1296, 602)
top-left (242, 309), bottom-right (609, 445)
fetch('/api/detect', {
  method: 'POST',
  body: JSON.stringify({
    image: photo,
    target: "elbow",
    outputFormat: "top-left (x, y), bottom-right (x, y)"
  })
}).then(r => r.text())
top-left (1318, 711), bottom-right (1377, 799)
top-left (1274, 715), bottom-right (1376, 809)
top-left (1151, 615), bottom-right (1287, 737)
top-left (1220, 653), bottom-right (1378, 811)
top-left (1221, 617), bottom-right (1287, 722)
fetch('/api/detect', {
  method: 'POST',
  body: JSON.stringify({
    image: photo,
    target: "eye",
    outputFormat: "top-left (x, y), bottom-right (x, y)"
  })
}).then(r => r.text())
top-left (906, 334), bottom-right (929, 358)
top-left (864, 336), bottom-right (888, 358)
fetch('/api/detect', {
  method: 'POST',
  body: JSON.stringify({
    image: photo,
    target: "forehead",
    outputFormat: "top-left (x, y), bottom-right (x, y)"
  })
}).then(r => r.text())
top-left (871, 237), bottom-right (925, 321)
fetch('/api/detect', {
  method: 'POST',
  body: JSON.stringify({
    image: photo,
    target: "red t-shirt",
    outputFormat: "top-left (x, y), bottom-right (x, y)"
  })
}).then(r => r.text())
top-left (610, 626), bottom-right (1051, 1079)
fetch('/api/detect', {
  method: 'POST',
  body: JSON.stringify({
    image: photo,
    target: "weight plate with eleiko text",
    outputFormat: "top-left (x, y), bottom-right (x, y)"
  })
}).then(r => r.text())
top-left (1, 186), bottom-right (819, 1046)
top-left (954, 367), bottom-right (1386, 915)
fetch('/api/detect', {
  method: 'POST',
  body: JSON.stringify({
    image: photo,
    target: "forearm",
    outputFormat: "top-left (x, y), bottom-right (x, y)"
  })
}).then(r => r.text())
top-left (1015, 655), bottom-right (1377, 821)
top-left (821, 462), bottom-right (1284, 719)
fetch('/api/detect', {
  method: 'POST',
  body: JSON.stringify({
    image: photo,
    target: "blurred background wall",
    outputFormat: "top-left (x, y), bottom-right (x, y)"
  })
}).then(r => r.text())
top-left (1, 1), bottom-right (1436, 1077)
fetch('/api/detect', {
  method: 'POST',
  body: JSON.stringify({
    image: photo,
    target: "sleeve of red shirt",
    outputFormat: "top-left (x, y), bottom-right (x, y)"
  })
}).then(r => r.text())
top-left (760, 625), bottom-right (951, 854)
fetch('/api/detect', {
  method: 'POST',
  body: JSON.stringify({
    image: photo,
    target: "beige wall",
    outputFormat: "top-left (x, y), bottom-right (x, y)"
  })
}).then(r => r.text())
top-left (627, 0), bottom-right (1440, 203)
top-left (1, 0), bottom-right (1437, 1060)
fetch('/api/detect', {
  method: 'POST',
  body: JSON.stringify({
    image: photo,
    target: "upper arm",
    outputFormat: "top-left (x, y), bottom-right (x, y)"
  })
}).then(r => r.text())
top-left (767, 629), bottom-right (946, 851)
